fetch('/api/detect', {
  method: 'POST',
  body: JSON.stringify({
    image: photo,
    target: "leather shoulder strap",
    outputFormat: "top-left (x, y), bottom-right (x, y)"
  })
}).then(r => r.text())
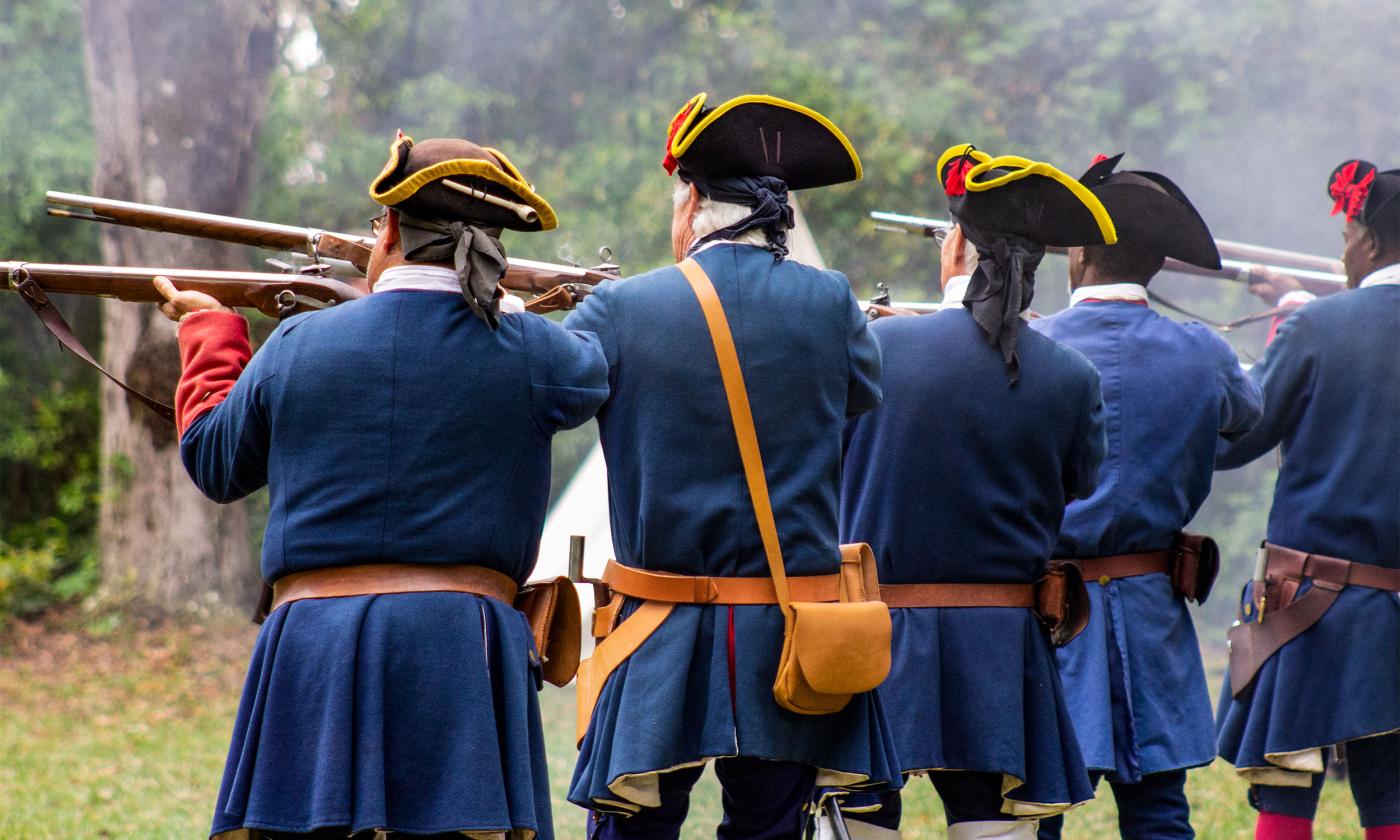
top-left (676, 257), bottom-right (790, 607)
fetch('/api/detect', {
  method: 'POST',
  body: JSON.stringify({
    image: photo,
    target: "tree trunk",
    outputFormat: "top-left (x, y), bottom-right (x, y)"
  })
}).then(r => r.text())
top-left (79, 0), bottom-right (278, 613)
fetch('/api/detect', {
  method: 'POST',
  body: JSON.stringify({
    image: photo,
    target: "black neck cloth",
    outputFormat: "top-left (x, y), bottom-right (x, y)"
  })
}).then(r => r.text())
top-left (395, 211), bottom-right (508, 330)
top-left (680, 171), bottom-right (795, 260)
top-left (958, 219), bottom-right (1046, 385)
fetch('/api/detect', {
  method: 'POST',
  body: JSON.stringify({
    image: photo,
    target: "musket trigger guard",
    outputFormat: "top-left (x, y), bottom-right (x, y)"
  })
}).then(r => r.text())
top-left (275, 289), bottom-right (298, 320)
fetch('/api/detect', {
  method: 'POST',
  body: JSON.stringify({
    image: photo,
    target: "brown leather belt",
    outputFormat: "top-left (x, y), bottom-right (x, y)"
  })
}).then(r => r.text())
top-left (269, 563), bottom-right (519, 614)
top-left (879, 582), bottom-right (1036, 608)
top-left (602, 559), bottom-right (841, 605)
top-left (1264, 544), bottom-right (1400, 591)
top-left (1063, 551), bottom-right (1171, 586)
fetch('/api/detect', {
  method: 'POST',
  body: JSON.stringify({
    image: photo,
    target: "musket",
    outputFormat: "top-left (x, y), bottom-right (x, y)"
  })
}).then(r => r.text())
top-left (3, 260), bottom-right (363, 319)
top-left (870, 211), bottom-right (1347, 297)
top-left (45, 191), bottom-right (620, 303)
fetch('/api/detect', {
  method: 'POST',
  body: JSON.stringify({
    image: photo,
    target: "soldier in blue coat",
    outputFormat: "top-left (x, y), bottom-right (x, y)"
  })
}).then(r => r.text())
top-left (563, 93), bottom-right (900, 839)
top-left (154, 134), bottom-right (609, 839)
top-left (1031, 155), bottom-right (1263, 840)
top-left (832, 145), bottom-right (1114, 840)
top-left (1213, 160), bottom-right (1400, 840)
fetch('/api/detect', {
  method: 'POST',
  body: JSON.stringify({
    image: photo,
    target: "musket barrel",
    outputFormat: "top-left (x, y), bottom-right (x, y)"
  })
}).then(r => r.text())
top-left (45, 190), bottom-right (345, 254)
top-left (870, 211), bottom-right (1346, 295)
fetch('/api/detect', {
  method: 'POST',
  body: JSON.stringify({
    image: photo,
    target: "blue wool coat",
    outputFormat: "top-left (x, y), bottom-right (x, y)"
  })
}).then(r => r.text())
top-left (1031, 300), bottom-right (1262, 782)
top-left (181, 289), bottom-right (608, 839)
top-left (562, 243), bottom-right (901, 812)
top-left (1215, 281), bottom-right (1400, 774)
top-left (840, 309), bottom-right (1106, 814)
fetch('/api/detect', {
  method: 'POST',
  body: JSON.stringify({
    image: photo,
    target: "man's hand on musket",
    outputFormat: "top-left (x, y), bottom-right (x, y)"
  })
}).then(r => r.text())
top-left (1244, 264), bottom-right (1306, 307)
top-left (153, 275), bottom-right (232, 321)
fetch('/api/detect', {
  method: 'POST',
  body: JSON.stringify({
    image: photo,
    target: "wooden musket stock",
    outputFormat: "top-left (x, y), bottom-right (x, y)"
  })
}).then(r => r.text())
top-left (2, 261), bottom-right (363, 318)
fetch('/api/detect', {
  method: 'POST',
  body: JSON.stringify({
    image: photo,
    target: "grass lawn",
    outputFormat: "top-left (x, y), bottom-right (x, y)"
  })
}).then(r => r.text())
top-left (0, 613), bottom-right (1364, 838)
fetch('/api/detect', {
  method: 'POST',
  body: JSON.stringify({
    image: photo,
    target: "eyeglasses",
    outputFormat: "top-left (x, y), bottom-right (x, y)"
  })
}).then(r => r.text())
top-left (369, 211), bottom-right (389, 236)
top-left (931, 228), bottom-right (949, 248)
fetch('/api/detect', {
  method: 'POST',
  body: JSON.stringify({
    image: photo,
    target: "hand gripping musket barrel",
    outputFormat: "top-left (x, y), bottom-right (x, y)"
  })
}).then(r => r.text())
top-left (45, 191), bottom-right (619, 312)
top-left (870, 211), bottom-right (1348, 297)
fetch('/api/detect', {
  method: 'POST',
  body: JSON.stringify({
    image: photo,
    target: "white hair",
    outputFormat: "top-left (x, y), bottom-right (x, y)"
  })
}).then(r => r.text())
top-left (673, 182), bottom-right (770, 248)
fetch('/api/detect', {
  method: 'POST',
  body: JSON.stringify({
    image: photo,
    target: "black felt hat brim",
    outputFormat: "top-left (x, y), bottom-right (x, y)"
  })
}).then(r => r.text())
top-left (669, 94), bottom-right (861, 190)
top-left (1363, 169), bottom-right (1400, 232)
top-left (1093, 174), bottom-right (1221, 269)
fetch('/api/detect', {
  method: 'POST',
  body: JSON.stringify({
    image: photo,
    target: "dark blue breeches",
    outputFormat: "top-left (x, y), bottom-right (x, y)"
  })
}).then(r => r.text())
top-left (1037, 769), bottom-right (1192, 839)
top-left (588, 757), bottom-right (816, 840)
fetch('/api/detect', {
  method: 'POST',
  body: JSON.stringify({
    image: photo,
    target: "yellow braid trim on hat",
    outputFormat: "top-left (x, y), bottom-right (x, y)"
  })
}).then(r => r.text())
top-left (667, 93), bottom-right (863, 182)
top-left (936, 143), bottom-right (991, 179)
top-left (966, 155), bottom-right (1118, 245)
top-left (369, 155), bottom-right (558, 232)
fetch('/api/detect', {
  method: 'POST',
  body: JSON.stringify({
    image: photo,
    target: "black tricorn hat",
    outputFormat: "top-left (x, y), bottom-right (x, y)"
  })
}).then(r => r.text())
top-left (1077, 153), bottom-right (1221, 269)
top-left (662, 92), bottom-right (862, 190)
top-left (369, 132), bottom-right (556, 232)
top-left (1328, 159), bottom-right (1400, 234)
top-left (936, 144), bottom-right (1117, 247)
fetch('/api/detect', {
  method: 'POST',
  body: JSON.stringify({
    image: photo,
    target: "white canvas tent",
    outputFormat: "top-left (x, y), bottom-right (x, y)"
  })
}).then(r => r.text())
top-left (534, 200), bottom-right (829, 615)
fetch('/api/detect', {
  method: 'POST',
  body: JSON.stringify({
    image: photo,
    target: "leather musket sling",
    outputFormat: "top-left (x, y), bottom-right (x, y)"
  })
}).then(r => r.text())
top-left (573, 257), bottom-right (892, 744)
top-left (1228, 543), bottom-right (1400, 697)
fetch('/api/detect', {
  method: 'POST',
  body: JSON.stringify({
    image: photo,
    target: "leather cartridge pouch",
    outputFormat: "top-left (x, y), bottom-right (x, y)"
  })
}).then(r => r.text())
top-left (774, 543), bottom-right (893, 715)
top-left (1170, 531), bottom-right (1220, 604)
top-left (680, 257), bottom-right (892, 716)
top-left (514, 576), bottom-right (582, 687)
top-left (1223, 544), bottom-right (1400, 697)
top-left (1034, 563), bottom-right (1091, 647)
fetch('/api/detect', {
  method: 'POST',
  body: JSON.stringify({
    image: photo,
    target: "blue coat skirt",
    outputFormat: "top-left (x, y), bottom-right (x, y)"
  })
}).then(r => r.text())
top-left (569, 601), bottom-right (903, 813)
top-left (1056, 575), bottom-right (1216, 782)
top-left (210, 592), bottom-right (552, 839)
top-left (854, 607), bottom-right (1093, 816)
top-left (1216, 580), bottom-right (1400, 784)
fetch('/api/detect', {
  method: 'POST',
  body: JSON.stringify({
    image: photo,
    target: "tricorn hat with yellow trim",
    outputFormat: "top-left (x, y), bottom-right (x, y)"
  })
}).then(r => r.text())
top-left (662, 92), bottom-right (862, 190)
top-left (369, 132), bottom-right (557, 232)
top-left (937, 143), bottom-right (1116, 248)
top-left (1077, 153), bottom-right (1220, 269)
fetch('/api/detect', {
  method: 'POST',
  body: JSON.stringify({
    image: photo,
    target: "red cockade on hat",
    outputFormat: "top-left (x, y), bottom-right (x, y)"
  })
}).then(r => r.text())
top-left (1090, 153), bottom-right (1109, 166)
top-left (662, 101), bottom-right (698, 176)
top-left (944, 156), bottom-right (974, 196)
top-left (1329, 160), bottom-right (1375, 222)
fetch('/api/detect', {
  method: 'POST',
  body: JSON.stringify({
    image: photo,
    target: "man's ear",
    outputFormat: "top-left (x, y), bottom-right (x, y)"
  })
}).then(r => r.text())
top-left (1361, 225), bottom-right (1386, 262)
top-left (383, 209), bottom-right (402, 252)
top-left (686, 183), bottom-right (702, 219)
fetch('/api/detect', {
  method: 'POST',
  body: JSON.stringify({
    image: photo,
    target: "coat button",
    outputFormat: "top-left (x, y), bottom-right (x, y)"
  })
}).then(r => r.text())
top-left (1098, 575), bottom-right (1111, 587)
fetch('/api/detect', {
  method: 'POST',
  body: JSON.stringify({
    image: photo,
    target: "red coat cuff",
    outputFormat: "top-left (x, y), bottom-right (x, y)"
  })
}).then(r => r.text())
top-left (176, 310), bottom-right (252, 437)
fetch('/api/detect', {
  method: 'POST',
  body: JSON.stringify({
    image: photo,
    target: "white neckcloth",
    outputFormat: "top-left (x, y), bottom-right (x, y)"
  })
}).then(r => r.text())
top-left (1069, 282), bottom-right (1149, 308)
top-left (373, 264), bottom-right (524, 313)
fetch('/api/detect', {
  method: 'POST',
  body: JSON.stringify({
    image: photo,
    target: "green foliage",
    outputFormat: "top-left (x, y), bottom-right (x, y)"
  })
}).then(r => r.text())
top-left (0, 0), bottom-right (102, 620)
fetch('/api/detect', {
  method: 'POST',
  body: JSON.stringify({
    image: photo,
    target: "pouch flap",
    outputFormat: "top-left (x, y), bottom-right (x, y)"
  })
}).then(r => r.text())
top-left (1036, 564), bottom-right (1090, 647)
top-left (788, 601), bottom-right (892, 694)
top-left (516, 576), bottom-right (582, 687)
